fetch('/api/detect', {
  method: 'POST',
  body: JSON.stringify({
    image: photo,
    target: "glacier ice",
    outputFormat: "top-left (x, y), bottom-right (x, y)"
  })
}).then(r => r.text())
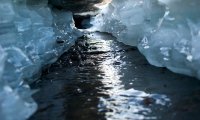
top-left (0, 0), bottom-right (82, 119)
top-left (91, 0), bottom-right (200, 79)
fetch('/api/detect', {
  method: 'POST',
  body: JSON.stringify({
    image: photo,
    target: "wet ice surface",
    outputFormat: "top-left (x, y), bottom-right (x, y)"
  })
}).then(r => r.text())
top-left (30, 32), bottom-right (200, 120)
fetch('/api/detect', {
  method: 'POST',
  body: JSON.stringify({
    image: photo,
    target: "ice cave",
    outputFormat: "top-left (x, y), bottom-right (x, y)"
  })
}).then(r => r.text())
top-left (1, 0), bottom-right (200, 120)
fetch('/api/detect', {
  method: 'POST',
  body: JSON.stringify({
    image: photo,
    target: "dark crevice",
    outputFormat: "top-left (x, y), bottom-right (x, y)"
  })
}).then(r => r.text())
top-left (48, 0), bottom-right (103, 13)
top-left (73, 15), bottom-right (93, 29)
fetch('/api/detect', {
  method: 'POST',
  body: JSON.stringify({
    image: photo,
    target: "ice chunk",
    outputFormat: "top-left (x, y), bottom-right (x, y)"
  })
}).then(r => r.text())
top-left (91, 0), bottom-right (165, 46)
top-left (0, 0), bottom-right (82, 119)
top-left (0, 85), bottom-right (37, 120)
top-left (91, 0), bottom-right (200, 79)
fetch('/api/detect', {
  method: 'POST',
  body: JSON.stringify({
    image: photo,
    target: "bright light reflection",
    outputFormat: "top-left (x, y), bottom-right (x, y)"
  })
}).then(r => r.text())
top-left (89, 33), bottom-right (170, 120)
top-left (95, 0), bottom-right (112, 9)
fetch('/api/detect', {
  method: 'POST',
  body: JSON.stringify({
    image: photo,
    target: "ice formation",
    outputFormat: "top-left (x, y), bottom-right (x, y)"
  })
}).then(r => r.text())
top-left (0, 0), bottom-right (82, 119)
top-left (91, 0), bottom-right (200, 79)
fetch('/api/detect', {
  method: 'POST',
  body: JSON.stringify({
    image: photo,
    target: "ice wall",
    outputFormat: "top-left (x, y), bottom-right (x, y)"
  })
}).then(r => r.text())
top-left (0, 0), bottom-right (82, 119)
top-left (91, 0), bottom-right (200, 79)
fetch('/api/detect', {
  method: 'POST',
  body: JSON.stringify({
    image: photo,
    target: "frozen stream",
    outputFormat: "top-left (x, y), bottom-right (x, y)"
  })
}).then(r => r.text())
top-left (30, 32), bottom-right (200, 120)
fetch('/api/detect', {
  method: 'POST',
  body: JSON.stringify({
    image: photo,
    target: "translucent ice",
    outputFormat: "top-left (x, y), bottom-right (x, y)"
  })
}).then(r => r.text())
top-left (91, 0), bottom-right (200, 79)
top-left (0, 0), bottom-right (82, 119)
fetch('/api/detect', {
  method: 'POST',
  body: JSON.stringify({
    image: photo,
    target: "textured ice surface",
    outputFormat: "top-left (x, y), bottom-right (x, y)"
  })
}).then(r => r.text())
top-left (0, 0), bottom-right (82, 119)
top-left (91, 0), bottom-right (200, 79)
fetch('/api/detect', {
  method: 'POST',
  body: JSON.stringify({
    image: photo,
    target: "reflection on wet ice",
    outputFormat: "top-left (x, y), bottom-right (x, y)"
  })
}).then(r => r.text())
top-left (88, 33), bottom-right (170, 120)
